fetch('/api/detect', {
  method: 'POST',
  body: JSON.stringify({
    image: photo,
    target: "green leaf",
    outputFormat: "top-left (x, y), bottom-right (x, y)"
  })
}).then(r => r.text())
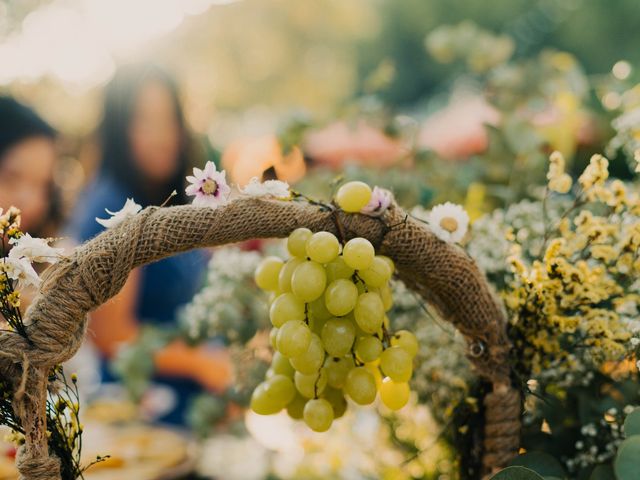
top-left (490, 466), bottom-right (545, 480)
top-left (589, 465), bottom-right (615, 480)
top-left (623, 409), bottom-right (640, 437)
top-left (614, 436), bottom-right (640, 480)
top-left (509, 451), bottom-right (566, 478)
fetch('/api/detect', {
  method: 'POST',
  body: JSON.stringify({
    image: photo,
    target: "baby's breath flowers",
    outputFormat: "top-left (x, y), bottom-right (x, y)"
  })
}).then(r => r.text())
top-left (186, 161), bottom-right (231, 208)
top-left (95, 198), bottom-right (142, 229)
top-left (240, 177), bottom-right (291, 200)
top-left (425, 202), bottom-right (470, 244)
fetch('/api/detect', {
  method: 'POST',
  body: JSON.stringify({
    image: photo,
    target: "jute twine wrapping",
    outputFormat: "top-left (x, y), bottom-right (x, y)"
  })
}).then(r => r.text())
top-left (0, 198), bottom-right (520, 480)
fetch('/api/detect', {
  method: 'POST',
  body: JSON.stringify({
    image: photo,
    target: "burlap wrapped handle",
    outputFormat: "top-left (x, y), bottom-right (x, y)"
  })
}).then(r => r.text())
top-left (0, 198), bottom-right (520, 480)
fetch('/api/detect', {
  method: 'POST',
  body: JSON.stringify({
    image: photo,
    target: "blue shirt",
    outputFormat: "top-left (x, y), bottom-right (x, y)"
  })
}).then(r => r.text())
top-left (67, 175), bottom-right (209, 425)
top-left (67, 175), bottom-right (209, 326)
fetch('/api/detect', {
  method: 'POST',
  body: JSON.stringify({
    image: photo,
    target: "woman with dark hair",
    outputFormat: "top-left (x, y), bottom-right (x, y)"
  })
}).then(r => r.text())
top-left (67, 64), bottom-right (230, 425)
top-left (0, 96), bottom-right (62, 237)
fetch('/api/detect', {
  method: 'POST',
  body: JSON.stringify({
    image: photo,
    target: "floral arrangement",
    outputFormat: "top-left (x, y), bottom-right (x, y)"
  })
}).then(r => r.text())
top-left (463, 152), bottom-right (640, 479)
top-left (0, 207), bottom-right (106, 479)
top-left (105, 150), bottom-right (640, 480)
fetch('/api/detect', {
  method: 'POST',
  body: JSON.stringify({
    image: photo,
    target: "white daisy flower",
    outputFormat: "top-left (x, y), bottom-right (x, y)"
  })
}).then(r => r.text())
top-left (240, 177), bottom-right (291, 199)
top-left (426, 202), bottom-right (469, 244)
top-left (96, 198), bottom-right (142, 229)
top-left (8, 233), bottom-right (64, 264)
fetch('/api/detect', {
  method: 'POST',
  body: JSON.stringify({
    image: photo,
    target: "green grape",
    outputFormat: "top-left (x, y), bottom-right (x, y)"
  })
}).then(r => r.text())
top-left (306, 231), bottom-right (340, 264)
top-left (278, 257), bottom-right (303, 292)
top-left (391, 330), bottom-right (419, 358)
top-left (269, 293), bottom-right (305, 327)
top-left (303, 398), bottom-right (334, 432)
top-left (380, 377), bottom-right (410, 410)
top-left (344, 367), bottom-right (377, 405)
top-left (322, 387), bottom-right (347, 419)
top-left (380, 346), bottom-right (413, 382)
top-left (268, 374), bottom-right (296, 403)
top-left (358, 256), bottom-right (391, 288)
top-left (290, 334), bottom-right (325, 374)
top-left (277, 320), bottom-right (312, 357)
top-left (250, 382), bottom-right (281, 415)
top-left (291, 260), bottom-right (326, 302)
top-left (294, 369), bottom-right (327, 398)
top-left (269, 328), bottom-right (279, 349)
top-left (354, 335), bottom-right (383, 363)
top-left (324, 279), bottom-right (358, 316)
top-left (377, 255), bottom-right (395, 275)
top-left (310, 316), bottom-right (327, 336)
top-left (364, 362), bottom-right (383, 389)
top-left (288, 227), bottom-right (312, 258)
top-left (286, 393), bottom-right (307, 420)
top-left (321, 317), bottom-right (356, 357)
top-left (272, 351), bottom-right (295, 377)
top-left (325, 256), bottom-right (355, 283)
top-left (265, 368), bottom-right (275, 378)
top-left (335, 181), bottom-right (372, 213)
top-left (309, 296), bottom-right (332, 321)
top-left (254, 256), bottom-right (284, 291)
top-left (353, 292), bottom-right (384, 333)
top-left (324, 355), bottom-right (355, 389)
top-left (375, 284), bottom-right (393, 312)
top-left (250, 374), bottom-right (295, 415)
top-left (342, 237), bottom-right (375, 271)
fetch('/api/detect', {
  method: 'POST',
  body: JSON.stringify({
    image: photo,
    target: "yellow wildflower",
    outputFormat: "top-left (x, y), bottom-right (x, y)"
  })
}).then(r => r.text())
top-left (578, 154), bottom-right (609, 190)
top-left (546, 151), bottom-right (573, 193)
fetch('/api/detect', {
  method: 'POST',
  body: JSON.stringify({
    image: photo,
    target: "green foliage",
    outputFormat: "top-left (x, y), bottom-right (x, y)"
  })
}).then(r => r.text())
top-left (589, 465), bottom-right (615, 480)
top-left (622, 408), bottom-right (640, 437)
top-left (509, 452), bottom-right (566, 478)
top-left (110, 326), bottom-right (173, 402)
top-left (186, 394), bottom-right (227, 438)
top-left (613, 436), bottom-right (640, 480)
top-left (490, 466), bottom-right (545, 480)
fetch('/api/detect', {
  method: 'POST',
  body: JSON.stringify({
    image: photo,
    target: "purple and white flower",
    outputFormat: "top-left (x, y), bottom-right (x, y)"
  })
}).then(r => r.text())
top-left (360, 186), bottom-right (392, 217)
top-left (185, 161), bottom-right (231, 208)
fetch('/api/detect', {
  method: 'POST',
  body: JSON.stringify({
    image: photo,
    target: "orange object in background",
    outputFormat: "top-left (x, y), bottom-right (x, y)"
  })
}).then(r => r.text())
top-left (417, 94), bottom-right (499, 161)
top-left (222, 135), bottom-right (306, 186)
top-left (303, 120), bottom-right (406, 169)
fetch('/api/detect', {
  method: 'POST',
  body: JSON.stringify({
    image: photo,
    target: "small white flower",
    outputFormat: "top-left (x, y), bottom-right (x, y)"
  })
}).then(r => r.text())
top-left (96, 198), bottom-right (142, 229)
top-left (360, 186), bottom-right (392, 217)
top-left (240, 177), bottom-right (291, 199)
top-left (2, 256), bottom-right (41, 287)
top-left (427, 202), bottom-right (469, 244)
top-left (185, 161), bottom-right (231, 208)
top-left (8, 233), bottom-right (64, 264)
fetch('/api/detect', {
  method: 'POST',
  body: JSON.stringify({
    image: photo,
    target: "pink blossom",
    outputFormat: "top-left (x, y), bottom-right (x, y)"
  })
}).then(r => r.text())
top-left (360, 186), bottom-right (392, 217)
top-left (185, 161), bottom-right (231, 208)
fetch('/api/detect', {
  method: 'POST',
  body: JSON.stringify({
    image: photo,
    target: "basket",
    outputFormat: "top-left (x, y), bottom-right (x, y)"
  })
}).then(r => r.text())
top-left (0, 197), bottom-right (520, 480)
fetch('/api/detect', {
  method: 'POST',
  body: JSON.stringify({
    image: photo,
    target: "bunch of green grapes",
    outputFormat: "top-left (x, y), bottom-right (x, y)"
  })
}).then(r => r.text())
top-left (250, 182), bottom-right (419, 432)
